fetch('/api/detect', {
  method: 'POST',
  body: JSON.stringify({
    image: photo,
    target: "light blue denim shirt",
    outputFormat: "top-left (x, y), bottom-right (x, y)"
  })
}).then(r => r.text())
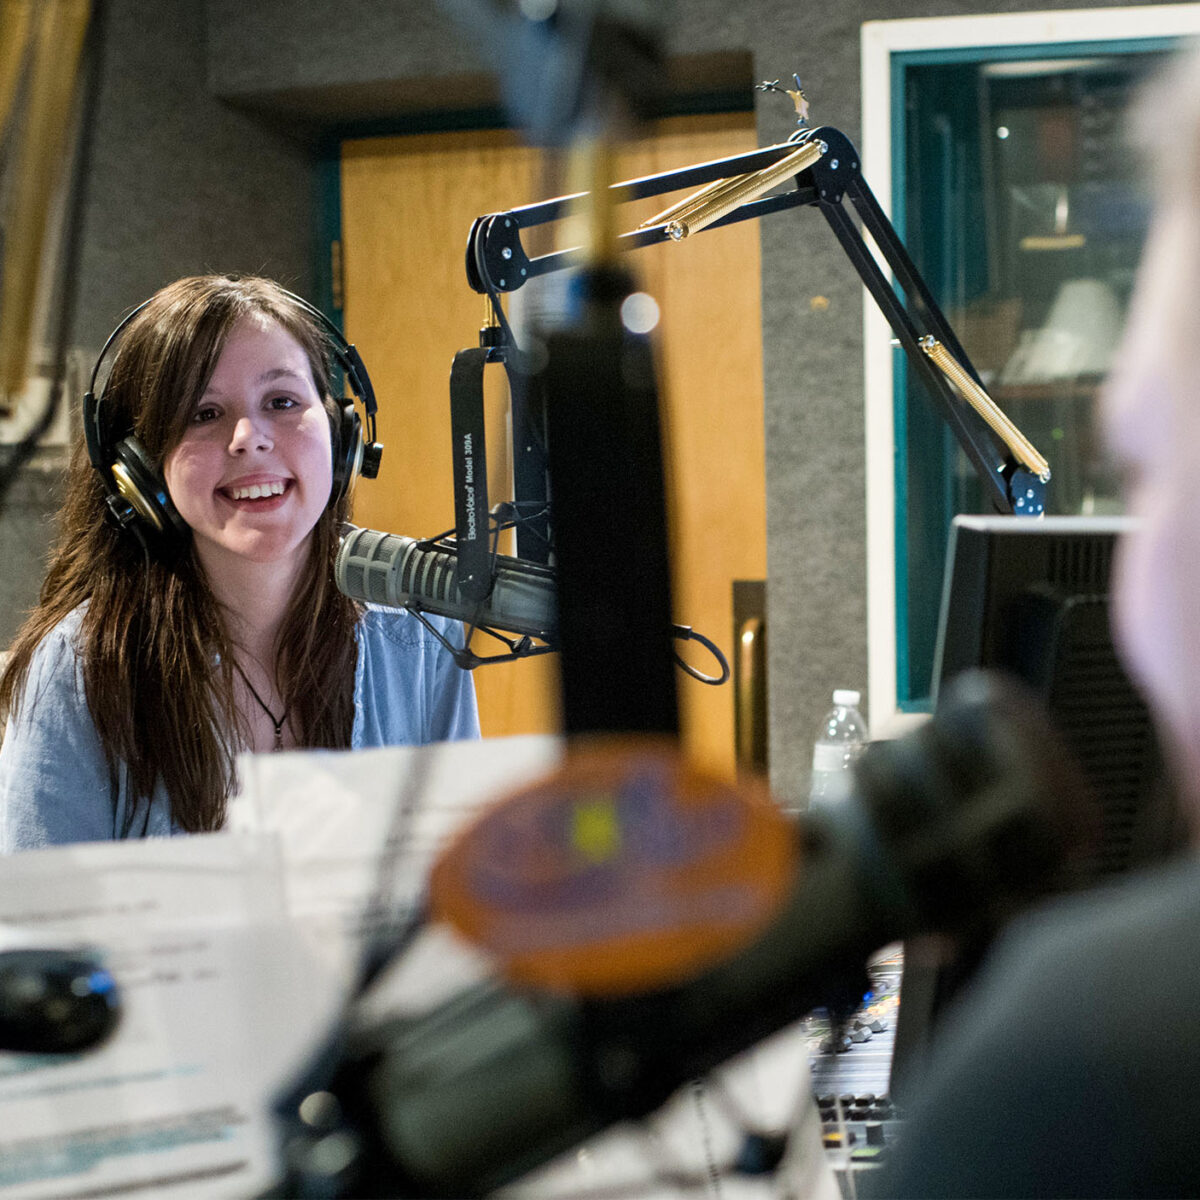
top-left (0, 604), bottom-right (480, 851)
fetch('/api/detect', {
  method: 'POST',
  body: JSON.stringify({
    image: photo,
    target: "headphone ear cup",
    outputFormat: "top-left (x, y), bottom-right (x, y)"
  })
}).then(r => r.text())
top-left (110, 435), bottom-right (190, 543)
top-left (329, 401), bottom-right (363, 507)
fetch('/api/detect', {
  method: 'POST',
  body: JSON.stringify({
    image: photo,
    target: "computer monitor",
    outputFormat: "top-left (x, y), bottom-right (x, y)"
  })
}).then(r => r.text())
top-left (889, 514), bottom-right (1186, 1103)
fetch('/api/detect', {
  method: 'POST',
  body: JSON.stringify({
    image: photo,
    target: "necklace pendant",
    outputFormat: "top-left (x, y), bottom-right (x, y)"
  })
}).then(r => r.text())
top-left (234, 658), bottom-right (290, 755)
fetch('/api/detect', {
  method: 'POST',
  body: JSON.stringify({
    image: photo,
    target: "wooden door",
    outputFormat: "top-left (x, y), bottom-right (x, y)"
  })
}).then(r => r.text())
top-left (340, 114), bottom-right (765, 776)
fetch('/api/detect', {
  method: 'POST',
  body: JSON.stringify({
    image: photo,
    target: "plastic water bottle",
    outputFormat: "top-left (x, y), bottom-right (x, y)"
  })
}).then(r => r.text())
top-left (809, 689), bottom-right (868, 810)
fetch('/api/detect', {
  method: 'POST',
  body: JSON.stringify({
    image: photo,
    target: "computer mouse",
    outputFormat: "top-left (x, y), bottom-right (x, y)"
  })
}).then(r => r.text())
top-left (0, 948), bottom-right (120, 1054)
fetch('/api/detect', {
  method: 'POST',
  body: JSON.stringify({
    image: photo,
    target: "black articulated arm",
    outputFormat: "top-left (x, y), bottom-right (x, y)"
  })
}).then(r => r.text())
top-left (463, 124), bottom-right (1050, 517)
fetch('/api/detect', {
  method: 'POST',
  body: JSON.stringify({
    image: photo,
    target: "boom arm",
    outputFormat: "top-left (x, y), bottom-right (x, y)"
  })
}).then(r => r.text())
top-left (464, 124), bottom-right (1050, 520)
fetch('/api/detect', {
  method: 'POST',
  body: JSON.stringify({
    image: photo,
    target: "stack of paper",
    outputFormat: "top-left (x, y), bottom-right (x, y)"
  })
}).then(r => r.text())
top-left (0, 734), bottom-right (837, 1199)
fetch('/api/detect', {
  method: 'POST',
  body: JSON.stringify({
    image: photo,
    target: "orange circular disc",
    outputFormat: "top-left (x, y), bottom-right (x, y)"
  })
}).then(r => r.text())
top-left (429, 736), bottom-right (798, 996)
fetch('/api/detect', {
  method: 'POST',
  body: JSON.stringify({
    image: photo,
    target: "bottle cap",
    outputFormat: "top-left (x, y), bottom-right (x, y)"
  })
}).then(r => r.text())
top-left (833, 689), bottom-right (861, 707)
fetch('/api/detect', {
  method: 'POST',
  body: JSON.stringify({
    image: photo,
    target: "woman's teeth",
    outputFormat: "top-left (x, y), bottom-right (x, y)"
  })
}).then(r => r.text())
top-left (228, 481), bottom-right (286, 500)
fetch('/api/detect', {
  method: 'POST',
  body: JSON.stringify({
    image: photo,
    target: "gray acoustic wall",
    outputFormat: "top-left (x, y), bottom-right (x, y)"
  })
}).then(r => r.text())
top-left (7, 0), bottom-right (1188, 806)
top-left (1, 0), bottom-right (316, 650)
top-left (75, 0), bottom-right (317, 348)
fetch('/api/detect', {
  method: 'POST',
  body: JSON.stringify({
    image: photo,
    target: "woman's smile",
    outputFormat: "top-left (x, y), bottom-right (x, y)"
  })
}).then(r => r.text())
top-left (217, 474), bottom-right (292, 506)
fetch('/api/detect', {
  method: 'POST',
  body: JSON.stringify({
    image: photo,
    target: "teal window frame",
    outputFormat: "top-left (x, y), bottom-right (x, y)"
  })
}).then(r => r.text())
top-left (861, 9), bottom-right (1200, 736)
top-left (891, 36), bottom-right (1177, 713)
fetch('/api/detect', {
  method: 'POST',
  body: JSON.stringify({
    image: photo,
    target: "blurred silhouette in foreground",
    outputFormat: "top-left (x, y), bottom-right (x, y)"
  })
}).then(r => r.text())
top-left (881, 46), bottom-right (1200, 1200)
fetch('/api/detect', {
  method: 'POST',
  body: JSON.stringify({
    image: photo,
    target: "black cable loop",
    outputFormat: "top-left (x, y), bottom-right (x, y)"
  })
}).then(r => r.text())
top-left (672, 625), bottom-right (731, 686)
top-left (405, 602), bottom-right (555, 670)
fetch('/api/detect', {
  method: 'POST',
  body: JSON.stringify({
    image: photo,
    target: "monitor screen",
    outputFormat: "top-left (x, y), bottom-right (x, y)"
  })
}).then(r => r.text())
top-left (889, 513), bottom-right (1186, 1103)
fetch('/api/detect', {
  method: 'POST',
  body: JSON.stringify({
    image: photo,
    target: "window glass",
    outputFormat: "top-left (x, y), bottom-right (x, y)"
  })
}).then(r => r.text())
top-left (898, 48), bottom-right (1167, 705)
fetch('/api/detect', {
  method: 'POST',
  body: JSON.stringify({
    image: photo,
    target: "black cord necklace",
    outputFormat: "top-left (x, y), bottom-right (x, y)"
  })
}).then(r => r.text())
top-left (233, 659), bottom-right (289, 752)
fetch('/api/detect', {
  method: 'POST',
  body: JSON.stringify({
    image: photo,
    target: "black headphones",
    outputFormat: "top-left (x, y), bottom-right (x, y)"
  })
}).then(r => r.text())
top-left (82, 285), bottom-right (384, 550)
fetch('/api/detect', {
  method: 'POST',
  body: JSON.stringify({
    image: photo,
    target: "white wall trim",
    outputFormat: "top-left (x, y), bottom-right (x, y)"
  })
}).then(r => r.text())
top-left (859, 4), bottom-right (1200, 735)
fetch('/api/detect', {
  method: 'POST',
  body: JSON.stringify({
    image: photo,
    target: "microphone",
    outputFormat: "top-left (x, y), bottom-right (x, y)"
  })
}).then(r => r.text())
top-left (335, 525), bottom-right (557, 642)
top-left (334, 526), bottom-right (729, 681)
top-left (269, 671), bottom-right (1095, 1198)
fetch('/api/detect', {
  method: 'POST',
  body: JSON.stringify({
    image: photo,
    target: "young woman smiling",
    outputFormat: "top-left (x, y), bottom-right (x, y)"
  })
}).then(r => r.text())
top-left (0, 275), bottom-right (478, 849)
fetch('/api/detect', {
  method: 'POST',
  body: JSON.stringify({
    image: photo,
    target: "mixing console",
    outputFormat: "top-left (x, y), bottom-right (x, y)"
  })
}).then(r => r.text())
top-left (806, 947), bottom-right (905, 1194)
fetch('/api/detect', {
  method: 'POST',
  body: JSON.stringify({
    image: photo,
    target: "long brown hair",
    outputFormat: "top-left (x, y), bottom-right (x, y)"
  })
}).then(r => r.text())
top-left (0, 275), bottom-right (362, 833)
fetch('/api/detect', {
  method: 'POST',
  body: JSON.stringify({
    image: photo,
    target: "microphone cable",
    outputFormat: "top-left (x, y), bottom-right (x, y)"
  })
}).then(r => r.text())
top-left (402, 504), bottom-right (559, 669)
top-left (470, 215), bottom-right (553, 471)
top-left (469, 227), bottom-right (731, 687)
top-left (472, 215), bottom-right (524, 356)
top-left (672, 624), bottom-right (729, 686)
top-left (352, 739), bottom-right (441, 996)
top-left (266, 740), bottom-right (444, 1194)
top-left (401, 536), bottom-right (730, 683)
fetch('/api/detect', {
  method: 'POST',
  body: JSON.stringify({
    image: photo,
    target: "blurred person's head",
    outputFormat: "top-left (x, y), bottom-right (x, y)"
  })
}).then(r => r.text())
top-left (1103, 47), bottom-right (1200, 822)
